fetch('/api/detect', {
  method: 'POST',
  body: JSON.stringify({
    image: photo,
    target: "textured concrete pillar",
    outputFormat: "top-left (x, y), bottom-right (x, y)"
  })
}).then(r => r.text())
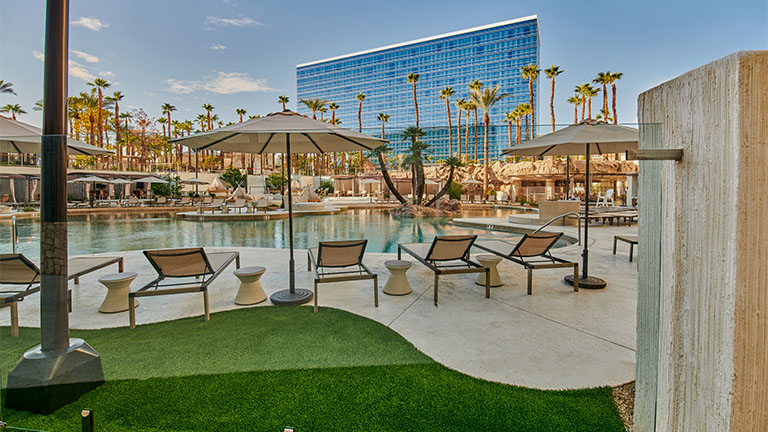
top-left (636, 51), bottom-right (767, 431)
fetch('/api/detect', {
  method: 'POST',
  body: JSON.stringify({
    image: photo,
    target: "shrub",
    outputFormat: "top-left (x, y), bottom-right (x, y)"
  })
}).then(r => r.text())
top-left (267, 173), bottom-right (287, 190)
top-left (316, 180), bottom-right (334, 195)
top-left (150, 174), bottom-right (183, 197)
top-left (447, 181), bottom-right (464, 200)
top-left (220, 168), bottom-right (246, 189)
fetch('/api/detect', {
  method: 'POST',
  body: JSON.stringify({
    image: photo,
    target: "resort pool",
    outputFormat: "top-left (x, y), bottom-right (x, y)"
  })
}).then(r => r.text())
top-left (1, 208), bottom-right (563, 260)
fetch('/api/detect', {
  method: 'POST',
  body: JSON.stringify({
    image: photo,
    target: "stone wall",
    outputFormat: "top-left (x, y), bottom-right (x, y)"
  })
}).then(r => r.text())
top-left (636, 51), bottom-right (767, 431)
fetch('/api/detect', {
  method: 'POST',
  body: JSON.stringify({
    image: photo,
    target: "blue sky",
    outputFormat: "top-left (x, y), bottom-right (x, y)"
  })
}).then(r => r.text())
top-left (1, 0), bottom-right (766, 128)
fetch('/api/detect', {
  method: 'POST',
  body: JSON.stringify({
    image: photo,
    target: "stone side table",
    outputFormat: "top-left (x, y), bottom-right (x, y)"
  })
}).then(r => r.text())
top-left (234, 266), bottom-right (267, 305)
top-left (98, 272), bottom-right (138, 313)
top-left (475, 254), bottom-right (504, 287)
top-left (383, 260), bottom-right (413, 295)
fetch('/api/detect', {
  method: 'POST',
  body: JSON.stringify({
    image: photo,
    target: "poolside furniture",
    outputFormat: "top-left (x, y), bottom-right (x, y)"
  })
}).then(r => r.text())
top-left (178, 196), bottom-right (192, 206)
top-left (129, 248), bottom-right (240, 329)
top-left (474, 233), bottom-right (579, 295)
top-left (155, 196), bottom-right (168, 206)
top-left (383, 260), bottom-right (413, 296)
top-left (253, 197), bottom-right (270, 213)
top-left (204, 198), bottom-right (225, 213)
top-left (98, 272), bottom-right (138, 313)
top-left (613, 235), bottom-right (638, 262)
top-left (307, 240), bottom-right (378, 313)
top-left (398, 235), bottom-right (489, 306)
top-left (201, 196), bottom-right (213, 205)
top-left (228, 198), bottom-right (247, 214)
top-left (126, 196), bottom-right (141, 207)
top-left (233, 266), bottom-right (267, 305)
top-left (1, 254), bottom-right (124, 336)
top-left (475, 254), bottom-right (504, 287)
top-left (596, 189), bottom-right (614, 207)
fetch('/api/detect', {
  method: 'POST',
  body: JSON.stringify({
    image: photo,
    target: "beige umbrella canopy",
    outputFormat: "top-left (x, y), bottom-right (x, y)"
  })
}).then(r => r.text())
top-left (0, 115), bottom-right (112, 156)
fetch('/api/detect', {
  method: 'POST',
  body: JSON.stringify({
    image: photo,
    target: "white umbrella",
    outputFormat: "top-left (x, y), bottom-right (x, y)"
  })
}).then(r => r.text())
top-left (68, 176), bottom-right (111, 203)
top-left (109, 178), bottom-right (133, 199)
top-left (133, 176), bottom-right (168, 200)
top-left (171, 110), bottom-right (387, 305)
top-left (502, 120), bottom-right (639, 289)
top-left (0, 116), bottom-right (112, 156)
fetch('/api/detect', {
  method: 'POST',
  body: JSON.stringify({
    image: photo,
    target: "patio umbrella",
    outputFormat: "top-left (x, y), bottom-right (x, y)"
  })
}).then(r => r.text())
top-left (501, 120), bottom-right (638, 289)
top-left (109, 178), bottom-right (133, 199)
top-left (181, 177), bottom-right (210, 195)
top-left (69, 175), bottom-right (111, 203)
top-left (171, 110), bottom-right (387, 305)
top-left (0, 115), bottom-right (112, 156)
top-left (133, 176), bottom-right (168, 199)
top-left (461, 179), bottom-right (482, 200)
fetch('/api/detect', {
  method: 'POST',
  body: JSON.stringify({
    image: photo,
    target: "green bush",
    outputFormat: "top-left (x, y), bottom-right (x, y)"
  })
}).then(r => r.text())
top-left (150, 175), bottom-right (183, 197)
top-left (220, 168), bottom-right (246, 189)
top-left (447, 181), bottom-right (464, 200)
top-left (267, 173), bottom-right (287, 190)
top-left (316, 180), bottom-right (334, 195)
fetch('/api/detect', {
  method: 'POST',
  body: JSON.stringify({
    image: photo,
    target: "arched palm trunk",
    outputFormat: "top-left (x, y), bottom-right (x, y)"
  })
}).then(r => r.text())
top-left (425, 165), bottom-right (455, 207)
top-left (378, 153), bottom-right (406, 204)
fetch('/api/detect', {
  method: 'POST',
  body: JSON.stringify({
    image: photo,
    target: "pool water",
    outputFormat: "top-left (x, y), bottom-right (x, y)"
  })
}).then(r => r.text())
top-left (1, 208), bottom-right (558, 260)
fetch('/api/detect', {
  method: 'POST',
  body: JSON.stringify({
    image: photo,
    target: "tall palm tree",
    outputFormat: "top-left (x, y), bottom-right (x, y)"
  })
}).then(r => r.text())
top-left (370, 144), bottom-right (406, 204)
top-left (425, 157), bottom-right (464, 206)
top-left (376, 112), bottom-right (389, 139)
top-left (610, 72), bottom-right (623, 124)
top-left (461, 100), bottom-right (475, 159)
top-left (513, 105), bottom-right (524, 145)
top-left (575, 84), bottom-right (588, 121)
top-left (406, 72), bottom-right (420, 127)
top-left (468, 80), bottom-right (483, 161)
top-left (328, 102), bottom-right (339, 123)
top-left (318, 106), bottom-right (328, 122)
top-left (355, 93), bottom-right (365, 132)
top-left (161, 103), bottom-right (176, 138)
top-left (0, 80), bottom-right (16, 95)
top-left (519, 103), bottom-right (532, 141)
top-left (105, 91), bottom-right (124, 166)
top-left (402, 126), bottom-right (428, 204)
top-left (439, 87), bottom-right (455, 157)
top-left (88, 78), bottom-right (111, 146)
top-left (584, 85), bottom-right (600, 119)
top-left (593, 72), bottom-right (612, 122)
top-left (0, 104), bottom-right (26, 120)
top-left (504, 111), bottom-right (516, 147)
top-left (80, 90), bottom-right (99, 144)
top-left (544, 65), bottom-right (563, 132)
top-left (299, 98), bottom-right (327, 120)
top-left (236, 108), bottom-right (246, 122)
top-left (469, 85), bottom-right (509, 194)
top-left (202, 104), bottom-right (214, 130)
top-left (196, 113), bottom-right (207, 131)
top-left (454, 98), bottom-right (466, 160)
top-left (157, 117), bottom-right (168, 137)
top-left (278, 95), bottom-right (289, 111)
top-left (567, 95), bottom-right (581, 124)
top-left (520, 64), bottom-right (540, 137)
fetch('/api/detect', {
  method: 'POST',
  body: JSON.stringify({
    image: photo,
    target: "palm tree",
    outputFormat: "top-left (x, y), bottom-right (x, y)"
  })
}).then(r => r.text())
top-left (278, 95), bottom-right (289, 111)
top-left (469, 85), bottom-right (509, 193)
top-left (584, 85), bottom-right (600, 119)
top-left (519, 103), bottom-right (532, 141)
top-left (469, 80), bottom-right (483, 161)
top-left (596, 108), bottom-right (613, 123)
top-left (593, 72), bottom-right (612, 122)
top-left (376, 112), bottom-right (389, 139)
top-left (406, 72), bottom-right (420, 127)
top-left (575, 84), bottom-right (588, 121)
top-left (461, 100), bottom-right (475, 159)
top-left (33, 100), bottom-right (44, 111)
top-left (370, 144), bottom-right (406, 204)
top-left (544, 65), bottom-right (563, 131)
top-left (0, 80), bottom-right (16, 95)
top-left (80, 90), bottom-right (99, 144)
top-left (161, 103), bottom-right (176, 138)
top-left (504, 111), bottom-right (517, 147)
top-left (402, 126), bottom-right (428, 205)
top-left (157, 117), bottom-right (168, 137)
top-left (318, 106), bottom-right (328, 122)
top-left (196, 113), bottom-right (207, 131)
top-left (236, 108), bottom-right (246, 122)
top-left (248, 114), bottom-right (261, 120)
top-left (202, 104), bottom-right (214, 130)
top-left (88, 78), bottom-right (111, 146)
top-left (425, 157), bottom-right (464, 206)
top-left (328, 102), bottom-right (339, 123)
top-left (105, 91), bottom-right (124, 166)
top-left (0, 103), bottom-right (26, 120)
top-left (610, 72), bottom-right (623, 124)
top-left (513, 105), bottom-right (524, 145)
top-left (567, 95), bottom-right (581, 124)
top-left (520, 64), bottom-right (540, 137)
top-left (439, 87), bottom-right (455, 157)
top-left (454, 98), bottom-right (466, 160)
top-left (355, 93), bottom-right (365, 132)
top-left (299, 98), bottom-right (327, 120)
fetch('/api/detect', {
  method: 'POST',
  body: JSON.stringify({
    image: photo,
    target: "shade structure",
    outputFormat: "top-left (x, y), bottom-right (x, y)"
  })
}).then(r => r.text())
top-left (208, 177), bottom-right (229, 192)
top-left (0, 115), bottom-right (112, 156)
top-left (68, 175), bottom-right (110, 183)
top-left (424, 179), bottom-right (440, 185)
top-left (502, 120), bottom-right (639, 289)
top-left (461, 179), bottom-right (483, 185)
top-left (171, 110), bottom-right (388, 305)
top-left (133, 176), bottom-right (168, 184)
top-left (109, 178), bottom-right (132, 199)
top-left (359, 178), bottom-right (381, 185)
top-left (180, 178), bottom-right (209, 185)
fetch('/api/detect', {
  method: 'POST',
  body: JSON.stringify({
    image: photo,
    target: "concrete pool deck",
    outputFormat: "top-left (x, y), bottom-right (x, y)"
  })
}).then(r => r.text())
top-left (1, 219), bottom-right (637, 390)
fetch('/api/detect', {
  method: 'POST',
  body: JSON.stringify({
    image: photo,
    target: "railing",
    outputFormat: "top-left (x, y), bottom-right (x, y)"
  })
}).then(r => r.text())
top-left (532, 211), bottom-right (582, 245)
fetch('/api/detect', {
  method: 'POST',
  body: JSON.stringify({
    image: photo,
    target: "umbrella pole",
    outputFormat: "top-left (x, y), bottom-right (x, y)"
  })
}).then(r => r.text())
top-left (270, 134), bottom-right (313, 305)
top-left (194, 150), bottom-right (199, 196)
top-left (565, 155), bottom-right (570, 199)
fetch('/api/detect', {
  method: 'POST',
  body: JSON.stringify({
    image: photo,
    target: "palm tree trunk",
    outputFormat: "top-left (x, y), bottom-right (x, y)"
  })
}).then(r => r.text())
top-left (97, 88), bottom-right (103, 146)
top-left (574, 105), bottom-right (578, 124)
top-left (612, 84), bottom-right (618, 124)
top-left (516, 119), bottom-right (521, 145)
top-left (508, 122), bottom-right (513, 147)
top-left (602, 84), bottom-right (608, 119)
top-left (550, 78), bottom-right (556, 132)
top-left (581, 95), bottom-right (586, 121)
top-left (483, 115), bottom-right (490, 195)
top-left (446, 100), bottom-right (452, 157)
top-left (588, 98), bottom-right (592, 119)
top-left (412, 83), bottom-right (419, 128)
top-left (528, 80), bottom-right (534, 138)
top-left (525, 115), bottom-right (529, 141)
top-left (456, 109), bottom-right (462, 160)
top-left (378, 153), bottom-right (406, 204)
top-left (464, 110), bottom-right (470, 158)
top-left (425, 165), bottom-right (455, 207)
top-left (473, 109), bottom-right (478, 161)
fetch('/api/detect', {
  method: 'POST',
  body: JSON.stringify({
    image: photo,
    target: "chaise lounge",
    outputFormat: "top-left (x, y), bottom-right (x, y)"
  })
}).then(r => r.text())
top-left (307, 240), bottom-right (378, 313)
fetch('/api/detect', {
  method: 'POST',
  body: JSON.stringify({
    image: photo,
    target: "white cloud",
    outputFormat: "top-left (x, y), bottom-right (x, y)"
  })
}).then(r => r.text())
top-left (72, 50), bottom-right (99, 63)
top-left (33, 51), bottom-right (44, 61)
top-left (99, 70), bottom-right (114, 78)
top-left (205, 16), bottom-right (261, 28)
top-left (72, 17), bottom-right (109, 31)
top-left (165, 71), bottom-right (274, 95)
top-left (210, 44), bottom-right (228, 51)
top-left (33, 51), bottom-right (98, 81)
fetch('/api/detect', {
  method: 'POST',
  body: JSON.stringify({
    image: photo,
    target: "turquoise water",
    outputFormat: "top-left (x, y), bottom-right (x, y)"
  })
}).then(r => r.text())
top-left (1, 209), bottom-right (559, 260)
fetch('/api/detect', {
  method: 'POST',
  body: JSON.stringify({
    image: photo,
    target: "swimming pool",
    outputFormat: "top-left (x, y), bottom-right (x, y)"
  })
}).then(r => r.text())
top-left (1, 209), bottom-right (564, 260)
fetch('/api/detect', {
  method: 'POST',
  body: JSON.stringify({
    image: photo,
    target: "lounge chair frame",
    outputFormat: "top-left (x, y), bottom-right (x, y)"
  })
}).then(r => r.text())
top-left (474, 233), bottom-right (578, 295)
top-left (129, 248), bottom-right (240, 329)
top-left (398, 235), bottom-right (489, 306)
top-left (307, 240), bottom-right (378, 313)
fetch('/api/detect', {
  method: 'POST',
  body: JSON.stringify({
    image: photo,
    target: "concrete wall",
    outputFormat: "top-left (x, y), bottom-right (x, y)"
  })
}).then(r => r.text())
top-left (636, 51), bottom-right (768, 431)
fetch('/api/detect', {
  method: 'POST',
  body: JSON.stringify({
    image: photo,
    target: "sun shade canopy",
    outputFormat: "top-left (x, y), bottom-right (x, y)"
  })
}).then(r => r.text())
top-left (0, 115), bottom-right (112, 156)
top-left (170, 110), bottom-right (388, 154)
top-left (501, 121), bottom-right (639, 157)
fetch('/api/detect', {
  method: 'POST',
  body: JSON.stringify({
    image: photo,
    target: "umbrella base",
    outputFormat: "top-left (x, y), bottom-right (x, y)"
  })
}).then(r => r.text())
top-left (564, 274), bottom-right (607, 290)
top-left (270, 289), bottom-right (313, 305)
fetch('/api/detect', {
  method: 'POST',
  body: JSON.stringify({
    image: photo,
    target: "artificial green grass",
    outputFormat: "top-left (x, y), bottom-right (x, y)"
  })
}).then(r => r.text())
top-left (1, 307), bottom-right (625, 431)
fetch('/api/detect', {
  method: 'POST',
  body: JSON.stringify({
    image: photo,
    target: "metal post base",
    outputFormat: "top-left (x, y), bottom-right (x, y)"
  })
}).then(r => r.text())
top-left (564, 274), bottom-right (607, 290)
top-left (270, 289), bottom-right (314, 305)
top-left (5, 338), bottom-right (104, 414)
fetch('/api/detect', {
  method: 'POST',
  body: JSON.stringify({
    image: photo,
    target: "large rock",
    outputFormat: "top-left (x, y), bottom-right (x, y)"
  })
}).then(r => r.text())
top-left (391, 199), bottom-right (461, 218)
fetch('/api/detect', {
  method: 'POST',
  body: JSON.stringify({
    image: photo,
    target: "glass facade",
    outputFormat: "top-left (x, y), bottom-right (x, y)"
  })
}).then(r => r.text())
top-left (296, 16), bottom-right (540, 160)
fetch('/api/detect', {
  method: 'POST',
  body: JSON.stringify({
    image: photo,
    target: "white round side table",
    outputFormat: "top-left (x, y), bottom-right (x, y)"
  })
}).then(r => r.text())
top-left (98, 272), bottom-right (138, 313)
top-left (475, 254), bottom-right (504, 287)
top-left (383, 260), bottom-right (413, 295)
top-left (234, 266), bottom-right (267, 305)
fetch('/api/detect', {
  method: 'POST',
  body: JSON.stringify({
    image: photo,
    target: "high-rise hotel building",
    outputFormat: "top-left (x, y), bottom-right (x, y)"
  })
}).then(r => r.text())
top-left (296, 16), bottom-right (540, 160)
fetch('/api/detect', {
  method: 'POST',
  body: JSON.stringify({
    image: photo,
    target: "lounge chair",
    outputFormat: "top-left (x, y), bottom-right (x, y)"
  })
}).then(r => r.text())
top-left (228, 198), bottom-right (247, 214)
top-left (201, 196), bottom-right (213, 205)
top-left (155, 196), bottom-right (168, 206)
top-left (253, 197), bottom-right (270, 213)
top-left (398, 235), bottom-right (489, 306)
top-left (129, 248), bottom-right (240, 329)
top-left (204, 198), bottom-right (225, 213)
top-left (178, 196), bottom-right (192, 206)
top-left (1, 254), bottom-right (124, 336)
top-left (126, 196), bottom-right (140, 207)
top-left (474, 233), bottom-right (578, 295)
top-left (307, 240), bottom-right (377, 313)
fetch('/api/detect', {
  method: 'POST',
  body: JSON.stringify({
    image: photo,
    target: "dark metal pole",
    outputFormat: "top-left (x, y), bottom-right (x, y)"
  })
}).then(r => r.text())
top-left (194, 149), bottom-right (198, 195)
top-left (40, 0), bottom-right (70, 353)
top-left (582, 145), bottom-right (590, 279)
top-left (286, 134), bottom-right (295, 293)
top-left (565, 155), bottom-right (570, 199)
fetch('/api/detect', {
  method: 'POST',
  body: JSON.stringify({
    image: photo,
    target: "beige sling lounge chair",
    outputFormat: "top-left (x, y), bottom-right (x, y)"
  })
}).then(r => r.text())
top-left (129, 248), bottom-right (239, 329)
top-left (1, 254), bottom-right (124, 336)
top-left (474, 232), bottom-right (578, 295)
top-left (307, 240), bottom-right (377, 313)
top-left (398, 235), bottom-right (489, 306)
